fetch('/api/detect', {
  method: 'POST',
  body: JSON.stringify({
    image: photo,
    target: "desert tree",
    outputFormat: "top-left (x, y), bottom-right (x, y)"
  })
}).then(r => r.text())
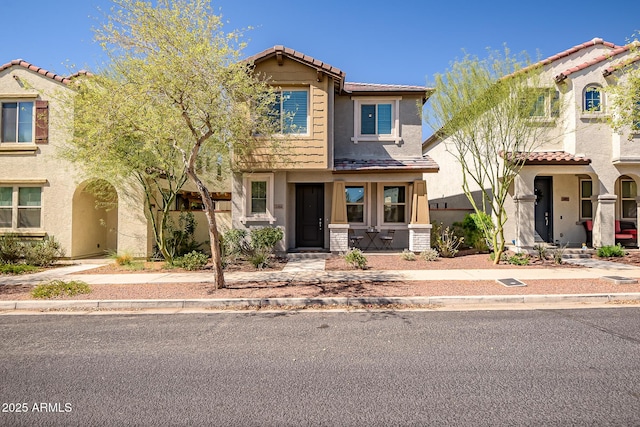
top-left (68, 0), bottom-right (281, 288)
top-left (606, 33), bottom-right (640, 139)
top-left (424, 48), bottom-right (563, 263)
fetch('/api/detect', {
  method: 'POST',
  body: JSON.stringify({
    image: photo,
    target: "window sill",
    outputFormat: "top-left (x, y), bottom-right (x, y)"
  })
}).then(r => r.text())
top-left (351, 136), bottom-right (402, 145)
top-left (0, 230), bottom-right (46, 238)
top-left (580, 113), bottom-right (608, 121)
top-left (240, 215), bottom-right (276, 224)
top-left (0, 144), bottom-right (38, 154)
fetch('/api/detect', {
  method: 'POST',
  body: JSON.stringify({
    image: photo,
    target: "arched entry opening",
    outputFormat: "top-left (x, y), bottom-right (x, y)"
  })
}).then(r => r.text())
top-left (71, 179), bottom-right (118, 258)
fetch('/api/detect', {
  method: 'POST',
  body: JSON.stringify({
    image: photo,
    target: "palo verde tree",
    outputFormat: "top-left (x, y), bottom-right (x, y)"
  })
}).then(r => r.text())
top-left (424, 48), bottom-right (563, 263)
top-left (73, 0), bottom-right (281, 288)
top-left (66, 71), bottom-right (190, 264)
top-left (606, 33), bottom-right (640, 138)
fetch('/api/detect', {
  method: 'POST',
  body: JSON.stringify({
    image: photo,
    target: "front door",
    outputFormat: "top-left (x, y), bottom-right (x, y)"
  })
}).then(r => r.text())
top-left (295, 184), bottom-right (324, 248)
top-left (534, 176), bottom-right (553, 243)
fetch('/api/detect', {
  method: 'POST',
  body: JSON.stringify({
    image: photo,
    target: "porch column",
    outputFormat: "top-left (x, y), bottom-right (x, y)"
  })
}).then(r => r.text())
top-left (329, 181), bottom-right (349, 253)
top-left (514, 194), bottom-right (536, 249)
top-left (409, 180), bottom-right (432, 252)
top-left (593, 194), bottom-right (616, 247)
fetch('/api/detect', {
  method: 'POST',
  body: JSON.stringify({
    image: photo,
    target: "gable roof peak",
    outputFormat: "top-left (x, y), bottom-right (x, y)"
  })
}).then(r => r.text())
top-left (1, 58), bottom-right (75, 85)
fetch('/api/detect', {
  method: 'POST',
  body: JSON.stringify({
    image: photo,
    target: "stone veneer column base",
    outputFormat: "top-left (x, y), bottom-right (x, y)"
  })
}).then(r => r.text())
top-left (408, 224), bottom-right (432, 253)
top-left (328, 224), bottom-right (350, 253)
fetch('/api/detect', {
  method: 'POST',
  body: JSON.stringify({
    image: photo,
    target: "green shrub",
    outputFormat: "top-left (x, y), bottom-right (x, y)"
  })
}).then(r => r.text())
top-left (249, 248), bottom-right (271, 270)
top-left (344, 248), bottom-right (368, 269)
top-left (23, 236), bottom-right (65, 266)
top-left (507, 252), bottom-right (530, 266)
top-left (109, 251), bottom-right (134, 266)
top-left (597, 244), bottom-right (626, 258)
top-left (400, 249), bottom-right (416, 261)
top-left (0, 234), bottom-right (24, 264)
top-left (164, 212), bottom-right (202, 260)
top-left (174, 251), bottom-right (209, 271)
top-left (31, 280), bottom-right (91, 299)
top-left (420, 248), bottom-right (439, 262)
top-left (432, 222), bottom-right (464, 258)
top-left (250, 227), bottom-right (284, 252)
top-left (552, 245), bottom-right (567, 265)
top-left (221, 228), bottom-right (248, 265)
top-left (457, 213), bottom-right (492, 251)
top-left (0, 264), bottom-right (39, 274)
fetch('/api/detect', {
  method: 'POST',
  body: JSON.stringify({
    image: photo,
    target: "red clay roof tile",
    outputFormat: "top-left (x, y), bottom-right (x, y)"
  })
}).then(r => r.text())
top-left (505, 151), bottom-right (591, 165)
top-left (0, 59), bottom-right (89, 85)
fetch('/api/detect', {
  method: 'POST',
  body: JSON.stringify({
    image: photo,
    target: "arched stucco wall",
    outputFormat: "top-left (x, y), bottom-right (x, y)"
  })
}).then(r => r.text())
top-left (71, 180), bottom-right (118, 258)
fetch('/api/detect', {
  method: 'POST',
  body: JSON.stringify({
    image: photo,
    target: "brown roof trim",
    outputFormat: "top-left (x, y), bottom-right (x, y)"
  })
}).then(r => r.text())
top-left (504, 151), bottom-right (592, 166)
top-left (246, 46), bottom-right (345, 90)
top-left (0, 59), bottom-right (87, 85)
top-left (603, 53), bottom-right (640, 77)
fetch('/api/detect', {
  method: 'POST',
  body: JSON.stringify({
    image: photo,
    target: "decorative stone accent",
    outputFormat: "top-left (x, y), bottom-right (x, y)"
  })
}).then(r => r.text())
top-left (328, 224), bottom-right (350, 253)
top-left (408, 224), bottom-right (432, 253)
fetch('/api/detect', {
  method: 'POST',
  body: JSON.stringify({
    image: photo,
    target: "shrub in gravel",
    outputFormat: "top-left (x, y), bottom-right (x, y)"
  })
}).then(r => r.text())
top-left (597, 244), bottom-right (626, 258)
top-left (507, 252), bottom-right (530, 266)
top-left (173, 251), bottom-right (209, 271)
top-left (420, 248), bottom-right (439, 262)
top-left (399, 249), bottom-right (416, 261)
top-left (344, 248), bottom-right (367, 269)
top-left (32, 280), bottom-right (91, 299)
top-left (0, 264), bottom-right (39, 275)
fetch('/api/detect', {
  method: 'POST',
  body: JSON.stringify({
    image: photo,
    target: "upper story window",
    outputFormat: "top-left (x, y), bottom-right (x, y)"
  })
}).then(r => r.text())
top-left (271, 89), bottom-right (308, 135)
top-left (1, 101), bottom-right (33, 143)
top-left (527, 89), bottom-right (560, 119)
top-left (352, 97), bottom-right (401, 144)
top-left (584, 85), bottom-right (603, 113)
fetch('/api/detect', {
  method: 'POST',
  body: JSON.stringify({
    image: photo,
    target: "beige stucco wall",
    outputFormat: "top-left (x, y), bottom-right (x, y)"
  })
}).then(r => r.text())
top-left (0, 65), bottom-right (148, 258)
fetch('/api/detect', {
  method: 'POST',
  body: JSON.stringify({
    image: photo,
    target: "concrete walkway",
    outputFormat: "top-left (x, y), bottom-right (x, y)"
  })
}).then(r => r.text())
top-left (1, 255), bottom-right (640, 311)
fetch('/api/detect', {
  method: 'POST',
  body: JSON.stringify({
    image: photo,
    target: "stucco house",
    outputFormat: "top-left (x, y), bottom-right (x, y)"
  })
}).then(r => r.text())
top-left (0, 59), bottom-right (231, 259)
top-left (233, 46), bottom-right (438, 253)
top-left (423, 38), bottom-right (640, 250)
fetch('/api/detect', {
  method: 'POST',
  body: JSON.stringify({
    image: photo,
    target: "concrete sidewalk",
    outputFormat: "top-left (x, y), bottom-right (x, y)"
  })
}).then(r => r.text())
top-left (1, 257), bottom-right (640, 312)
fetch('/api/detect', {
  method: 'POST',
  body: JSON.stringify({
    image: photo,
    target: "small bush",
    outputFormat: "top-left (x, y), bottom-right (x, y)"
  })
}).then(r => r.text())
top-left (552, 245), bottom-right (567, 265)
top-left (110, 251), bottom-right (134, 266)
top-left (249, 248), bottom-right (271, 270)
top-left (250, 227), bottom-right (284, 252)
top-left (174, 251), bottom-right (209, 271)
top-left (0, 234), bottom-right (23, 264)
top-left (400, 249), bottom-right (416, 261)
top-left (597, 244), bottom-right (626, 258)
top-left (420, 248), bottom-right (439, 262)
top-left (458, 213), bottom-right (492, 252)
top-left (533, 244), bottom-right (548, 261)
top-left (344, 248), bottom-right (368, 270)
top-left (507, 252), bottom-right (530, 266)
top-left (23, 236), bottom-right (65, 267)
top-left (432, 222), bottom-right (464, 258)
top-left (490, 252), bottom-right (508, 263)
top-left (221, 228), bottom-right (249, 264)
top-left (31, 280), bottom-right (91, 299)
top-left (0, 264), bottom-right (39, 274)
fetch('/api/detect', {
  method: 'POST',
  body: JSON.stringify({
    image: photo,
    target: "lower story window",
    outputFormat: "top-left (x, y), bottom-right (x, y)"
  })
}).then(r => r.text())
top-left (345, 186), bottom-right (365, 223)
top-left (383, 185), bottom-right (406, 223)
top-left (242, 173), bottom-right (274, 223)
top-left (621, 179), bottom-right (637, 219)
top-left (0, 186), bottom-right (42, 228)
top-left (251, 181), bottom-right (267, 214)
top-left (580, 179), bottom-right (593, 219)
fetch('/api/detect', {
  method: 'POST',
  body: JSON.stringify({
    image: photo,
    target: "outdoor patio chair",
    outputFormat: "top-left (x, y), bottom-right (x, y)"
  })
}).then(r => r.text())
top-left (379, 229), bottom-right (395, 250)
top-left (348, 229), bottom-right (364, 249)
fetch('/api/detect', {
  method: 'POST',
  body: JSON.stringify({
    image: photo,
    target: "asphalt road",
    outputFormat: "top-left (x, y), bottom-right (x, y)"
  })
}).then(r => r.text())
top-left (1, 308), bottom-right (639, 426)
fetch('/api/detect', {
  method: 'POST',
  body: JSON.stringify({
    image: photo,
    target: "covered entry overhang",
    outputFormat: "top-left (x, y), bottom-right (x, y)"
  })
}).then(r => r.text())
top-left (328, 156), bottom-right (439, 253)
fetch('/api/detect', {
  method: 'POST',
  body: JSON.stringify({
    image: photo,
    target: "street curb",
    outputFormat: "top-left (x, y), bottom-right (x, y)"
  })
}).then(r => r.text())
top-left (2, 293), bottom-right (640, 311)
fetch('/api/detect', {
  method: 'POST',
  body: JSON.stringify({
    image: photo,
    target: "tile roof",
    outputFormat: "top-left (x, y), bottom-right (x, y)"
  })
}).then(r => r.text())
top-left (246, 46), bottom-right (345, 82)
top-left (554, 40), bottom-right (639, 82)
top-left (344, 82), bottom-right (431, 94)
top-left (0, 59), bottom-right (89, 85)
top-left (334, 157), bottom-right (439, 173)
top-left (603, 53), bottom-right (640, 77)
top-left (504, 151), bottom-right (591, 166)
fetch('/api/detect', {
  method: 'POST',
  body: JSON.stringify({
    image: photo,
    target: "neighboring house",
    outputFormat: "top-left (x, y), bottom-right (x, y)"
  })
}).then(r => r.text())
top-left (0, 59), bottom-right (230, 259)
top-left (233, 46), bottom-right (438, 252)
top-left (423, 38), bottom-right (640, 250)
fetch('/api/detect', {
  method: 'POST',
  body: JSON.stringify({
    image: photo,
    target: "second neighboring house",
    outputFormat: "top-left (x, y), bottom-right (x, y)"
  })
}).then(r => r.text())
top-left (232, 46), bottom-right (438, 253)
top-left (423, 38), bottom-right (640, 250)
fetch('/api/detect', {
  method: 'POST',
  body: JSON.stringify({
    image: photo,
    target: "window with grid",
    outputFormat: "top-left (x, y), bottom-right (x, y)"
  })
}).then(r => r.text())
top-left (250, 181), bottom-right (267, 214)
top-left (0, 186), bottom-right (42, 228)
top-left (345, 186), bottom-right (365, 223)
top-left (621, 179), bottom-right (637, 220)
top-left (383, 185), bottom-right (406, 223)
top-left (584, 85), bottom-right (602, 112)
top-left (580, 179), bottom-right (593, 219)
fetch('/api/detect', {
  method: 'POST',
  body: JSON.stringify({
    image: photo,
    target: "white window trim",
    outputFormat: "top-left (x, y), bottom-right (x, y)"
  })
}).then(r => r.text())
top-left (620, 178), bottom-right (637, 220)
top-left (240, 173), bottom-right (276, 224)
top-left (377, 183), bottom-right (410, 227)
top-left (351, 97), bottom-right (401, 145)
top-left (274, 87), bottom-right (310, 137)
top-left (0, 184), bottom-right (43, 230)
top-left (1, 98), bottom-right (37, 145)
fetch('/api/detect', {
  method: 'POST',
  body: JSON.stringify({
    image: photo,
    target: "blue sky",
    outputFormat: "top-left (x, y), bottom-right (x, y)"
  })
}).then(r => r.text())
top-left (3, 0), bottom-right (639, 87)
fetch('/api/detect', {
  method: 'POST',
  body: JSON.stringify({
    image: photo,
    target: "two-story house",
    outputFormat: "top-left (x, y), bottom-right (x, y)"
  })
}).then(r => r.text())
top-left (0, 59), bottom-right (152, 258)
top-left (423, 38), bottom-right (640, 250)
top-left (233, 46), bottom-right (438, 253)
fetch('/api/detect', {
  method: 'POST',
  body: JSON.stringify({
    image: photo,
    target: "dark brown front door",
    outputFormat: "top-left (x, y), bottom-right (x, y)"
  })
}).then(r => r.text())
top-left (295, 184), bottom-right (324, 247)
top-left (534, 176), bottom-right (553, 243)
